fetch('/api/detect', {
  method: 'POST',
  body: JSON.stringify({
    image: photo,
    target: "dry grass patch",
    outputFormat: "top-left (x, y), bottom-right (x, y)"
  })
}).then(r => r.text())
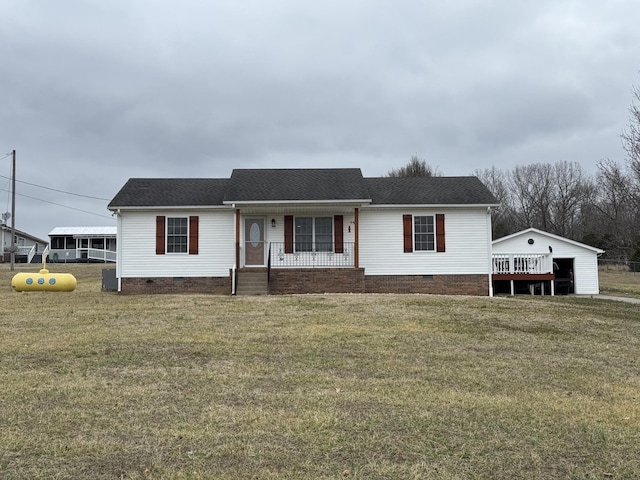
top-left (599, 268), bottom-right (640, 298)
top-left (0, 264), bottom-right (639, 478)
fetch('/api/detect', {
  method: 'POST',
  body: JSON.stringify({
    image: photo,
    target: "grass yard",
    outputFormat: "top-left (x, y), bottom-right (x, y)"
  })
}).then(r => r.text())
top-left (0, 264), bottom-right (639, 479)
top-left (599, 268), bottom-right (640, 299)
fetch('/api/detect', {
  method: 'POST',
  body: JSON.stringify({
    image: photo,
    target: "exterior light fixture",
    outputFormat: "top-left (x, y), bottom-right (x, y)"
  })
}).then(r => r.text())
top-left (271, 219), bottom-right (276, 228)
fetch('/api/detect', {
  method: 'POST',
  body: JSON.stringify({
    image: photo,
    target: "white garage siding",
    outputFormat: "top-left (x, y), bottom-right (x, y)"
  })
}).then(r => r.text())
top-left (492, 228), bottom-right (603, 295)
top-left (118, 210), bottom-right (235, 278)
top-left (359, 207), bottom-right (492, 276)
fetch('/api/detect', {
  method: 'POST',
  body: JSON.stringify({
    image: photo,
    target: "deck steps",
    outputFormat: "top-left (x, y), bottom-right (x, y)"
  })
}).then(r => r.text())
top-left (236, 270), bottom-right (268, 296)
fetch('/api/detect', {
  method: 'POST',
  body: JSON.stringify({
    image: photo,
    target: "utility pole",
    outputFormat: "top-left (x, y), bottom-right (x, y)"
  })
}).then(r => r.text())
top-left (10, 150), bottom-right (15, 271)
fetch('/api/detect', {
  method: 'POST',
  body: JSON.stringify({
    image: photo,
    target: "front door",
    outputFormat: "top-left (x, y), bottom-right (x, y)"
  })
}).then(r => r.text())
top-left (244, 218), bottom-right (265, 266)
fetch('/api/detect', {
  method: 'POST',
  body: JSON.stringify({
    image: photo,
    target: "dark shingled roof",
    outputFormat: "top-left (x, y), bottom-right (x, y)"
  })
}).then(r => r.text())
top-left (364, 177), bottom-right (499, 205)
top-left (108, 178), bottom-right (229, 208)
top-left (108, 170), bottom-right (499, 208)
top-left (224, 168), bottom-right (370, 202)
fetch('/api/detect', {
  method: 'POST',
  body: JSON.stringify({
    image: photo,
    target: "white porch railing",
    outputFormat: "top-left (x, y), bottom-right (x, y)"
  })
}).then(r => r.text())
top-left (269, 242), bottom-right (355, 268)
top-left (492, 253), bottom-right (553, 275)
top-left (78, 247), bottom-right (117, 263)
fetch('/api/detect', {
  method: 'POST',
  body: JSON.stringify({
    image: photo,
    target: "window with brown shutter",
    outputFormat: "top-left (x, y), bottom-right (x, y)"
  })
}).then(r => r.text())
top-left (334, 215), bottom-right (344, 254)
top-left (189, 216), bottom-right (199, 255)
top-left (156, 216), bottom-right (166, 255)
top-left (403, 214), bottom-right (413, 253)
top-left (284, 215), bottom-right (293, 253)
top-left (436, 214), bottom-right (445, 252)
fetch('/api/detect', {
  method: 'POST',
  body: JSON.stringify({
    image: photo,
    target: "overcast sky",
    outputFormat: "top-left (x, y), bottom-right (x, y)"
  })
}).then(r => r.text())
top-left (2, 1), bottom-right (640, 240)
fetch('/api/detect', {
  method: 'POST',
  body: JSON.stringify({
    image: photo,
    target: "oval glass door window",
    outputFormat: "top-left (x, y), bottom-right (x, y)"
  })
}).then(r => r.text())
top-left (250, 223), bottom-right (261, 247)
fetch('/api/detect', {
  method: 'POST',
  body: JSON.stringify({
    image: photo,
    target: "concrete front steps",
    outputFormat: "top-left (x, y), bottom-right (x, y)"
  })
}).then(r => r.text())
top-left (236, 269), bottom-right (268, 296)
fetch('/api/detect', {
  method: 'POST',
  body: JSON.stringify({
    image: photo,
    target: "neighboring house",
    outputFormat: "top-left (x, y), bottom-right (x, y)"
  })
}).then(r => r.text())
top-left (0, 224), bottom-right (48, 263)
top-left (492, 227), bottom-right (604, 295)
top-left (108, 169), bottom-right (499, 295)
top-left (48, 226), bottom-right (117, 263)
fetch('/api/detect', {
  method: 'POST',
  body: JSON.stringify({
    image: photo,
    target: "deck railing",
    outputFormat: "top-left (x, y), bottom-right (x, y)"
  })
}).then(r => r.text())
top-left (81, 248), bottom-right (117, 263)
top-left (492, 253), bottom-right (553, 275)
top-left (269, 242), bottom-right (355, 268)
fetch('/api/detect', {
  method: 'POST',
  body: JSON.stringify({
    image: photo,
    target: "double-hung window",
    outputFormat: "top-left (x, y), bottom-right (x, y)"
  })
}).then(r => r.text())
top-left (156, 215), bottom-right (199, 255)
top-left (403, 213), bottom-right (445, 253)
top-left (295, 217), bottom-right (333, 252)
top-left (414, 215), bottom-right (435, 251)
top-left (166, 217), bottom-right (188, 253)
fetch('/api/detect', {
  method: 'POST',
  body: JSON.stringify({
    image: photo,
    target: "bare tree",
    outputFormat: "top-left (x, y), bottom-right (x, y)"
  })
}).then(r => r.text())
top-left (387, 155), bottom-right (440, 177)
top-left (474, 166), bottom-right (516, 238)
top-left (621, 84), bottom-right (640, 186)
top-left (593, 158), bottom-right (638, 258)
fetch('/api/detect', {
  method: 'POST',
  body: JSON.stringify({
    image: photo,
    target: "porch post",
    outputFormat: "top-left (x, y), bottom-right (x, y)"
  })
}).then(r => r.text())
top-left (354, 207), bottom-right (359, 269)
top-left (235, 209), bottom-right (240, 268)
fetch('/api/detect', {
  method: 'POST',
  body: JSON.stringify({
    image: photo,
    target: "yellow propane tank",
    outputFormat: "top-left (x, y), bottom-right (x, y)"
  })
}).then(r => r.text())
top-left (11, 256), bottom-right (77, 292)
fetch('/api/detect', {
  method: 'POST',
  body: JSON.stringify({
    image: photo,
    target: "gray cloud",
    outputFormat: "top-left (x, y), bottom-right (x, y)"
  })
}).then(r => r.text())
top-left (2, 0), bottom-right (640, 239)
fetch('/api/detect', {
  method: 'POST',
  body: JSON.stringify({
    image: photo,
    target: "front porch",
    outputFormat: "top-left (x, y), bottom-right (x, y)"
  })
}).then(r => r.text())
top-left (492, 253), bottom-right (555, 296)
top-left (267, 242), bottom-right (355, 268)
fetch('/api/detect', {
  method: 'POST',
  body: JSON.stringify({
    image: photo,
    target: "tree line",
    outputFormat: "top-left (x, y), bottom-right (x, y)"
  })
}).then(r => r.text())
top-left (389, 82), bottom-right (640, 261)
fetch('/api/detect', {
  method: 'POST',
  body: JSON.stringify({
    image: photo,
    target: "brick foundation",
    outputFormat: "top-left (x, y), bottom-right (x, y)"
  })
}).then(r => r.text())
top-left (268, 268), bottom-right (366, 294)
top-left (119, 271), bottom-right (489, 296)
top-left (120, 276), bottom-right (231, 294)
top-left (365, 274), bottom-right (489, 296)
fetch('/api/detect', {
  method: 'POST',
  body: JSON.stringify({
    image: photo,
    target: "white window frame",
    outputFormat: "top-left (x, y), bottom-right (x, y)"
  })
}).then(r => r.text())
top-left (166, 216), bottom-right (189, 254)
top-left (294, 216), bottom-right (333, 253)
top-left (413, 215), bottom-right (435, 252)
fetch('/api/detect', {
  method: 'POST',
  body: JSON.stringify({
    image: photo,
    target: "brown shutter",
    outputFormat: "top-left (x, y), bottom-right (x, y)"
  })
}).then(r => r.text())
top-left (284, 215), bottom-right (293, 254)
top-left (155, 216), bottom-right (166, 255)
top-left (436, 214), bottom-right (445, 252)
top-left (403, 214), bottom-right (413, 253)
top-left (189, 216), bottom-right (199, 255)
top-left (334, 215), bottom-right (344, 253)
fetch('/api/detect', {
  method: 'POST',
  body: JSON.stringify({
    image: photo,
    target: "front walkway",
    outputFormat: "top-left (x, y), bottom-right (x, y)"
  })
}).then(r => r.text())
top-left (576, 294), bottom-right (640, 304)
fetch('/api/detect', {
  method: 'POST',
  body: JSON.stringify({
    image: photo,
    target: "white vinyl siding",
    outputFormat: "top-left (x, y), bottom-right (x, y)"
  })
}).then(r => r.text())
top-left (118, 210), bottom-right (235, 278)
top-left (359, 207), bottom-right (491, 275)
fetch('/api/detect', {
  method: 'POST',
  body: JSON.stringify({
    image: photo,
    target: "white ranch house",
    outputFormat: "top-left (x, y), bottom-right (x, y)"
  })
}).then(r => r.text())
top-left (108, 169), bottom-right (501, 295)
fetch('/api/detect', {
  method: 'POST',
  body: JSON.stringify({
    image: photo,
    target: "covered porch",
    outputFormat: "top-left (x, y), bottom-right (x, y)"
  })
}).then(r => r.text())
top-left (232, 205), bottom-right (363, 295)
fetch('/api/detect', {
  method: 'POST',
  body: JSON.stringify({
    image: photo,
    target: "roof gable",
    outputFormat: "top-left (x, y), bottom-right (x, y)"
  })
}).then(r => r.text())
top-left (493, 228), bottom-right (605, 254)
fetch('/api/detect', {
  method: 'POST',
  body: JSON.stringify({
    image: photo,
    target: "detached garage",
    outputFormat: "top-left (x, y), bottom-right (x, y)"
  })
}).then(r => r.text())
top-left (492, 228), bottom-right (604, 295)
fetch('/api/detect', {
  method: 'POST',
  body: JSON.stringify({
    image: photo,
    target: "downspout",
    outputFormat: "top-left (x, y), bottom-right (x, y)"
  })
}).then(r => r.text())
top-left (115, 210), bottom-right (122, 292)
top-left (487, 206), bottom-right (494, 297)
top-left (235, 208), bottom-right (240, 270)
top-left (233, 206), bottom-right (239, 295)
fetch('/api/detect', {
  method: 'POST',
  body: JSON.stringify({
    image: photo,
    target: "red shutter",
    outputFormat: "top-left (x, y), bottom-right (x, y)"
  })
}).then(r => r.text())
top-left (189, 216), bottom-right (199, 255)
top-left (284, 215), bottom-right (293, 254)
top-left (436, 214), bottom-right (445, 252)
top-left (334, 215), bottom-right (344, 253)
top-left (155, 216), bottom-right (166, 255)
top-left (403, 214), bottom-right (413, 253)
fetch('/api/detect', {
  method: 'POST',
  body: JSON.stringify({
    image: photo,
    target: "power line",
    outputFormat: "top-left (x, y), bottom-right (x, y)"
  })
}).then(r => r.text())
top-left (0, 187), bottom-right (114, 220)
top-left (0, 174), bottom-right (111, 200)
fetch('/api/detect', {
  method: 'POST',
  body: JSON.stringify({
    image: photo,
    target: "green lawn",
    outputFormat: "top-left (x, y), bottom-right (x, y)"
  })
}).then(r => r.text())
top-left (0, 264), bottom-right (639, 479)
